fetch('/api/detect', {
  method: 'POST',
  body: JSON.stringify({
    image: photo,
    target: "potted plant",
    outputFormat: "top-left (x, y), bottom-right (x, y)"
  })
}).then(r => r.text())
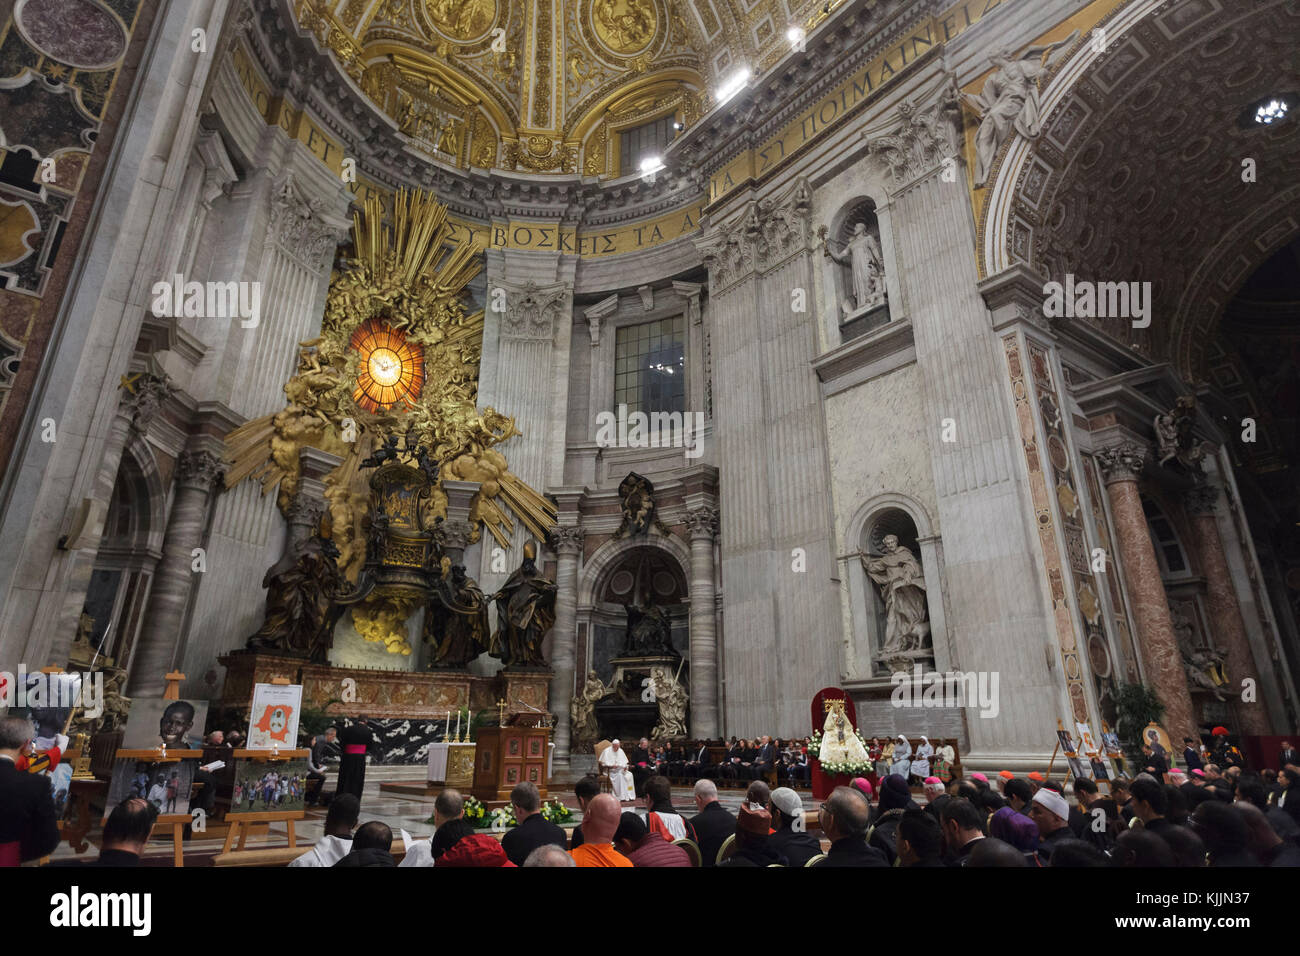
top-left (1113, 682), bottom-right (1165, 769)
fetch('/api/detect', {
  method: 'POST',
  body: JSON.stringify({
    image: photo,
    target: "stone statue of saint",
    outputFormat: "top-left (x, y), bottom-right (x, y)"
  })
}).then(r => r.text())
top-left (489, 542), bottom-right (558, 668)
top-left (862, 535), bottom-right (931, 656)
top-left (425, 562), bottom-right (490, 669)
top-left (824, 222), bottom-right (885, 314)
top-left (246, 534), bottom-right (351, 663)
top-left (964, 32), bottom-right (1079, 186)
top-left (650, 667), bottom-right (688, 739)
top-left (570, 670), bottom-right (608, 752)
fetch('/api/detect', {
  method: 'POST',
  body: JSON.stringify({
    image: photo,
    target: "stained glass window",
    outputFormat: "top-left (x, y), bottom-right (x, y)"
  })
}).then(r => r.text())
top-left (350, 318), bottom-right (425, 412)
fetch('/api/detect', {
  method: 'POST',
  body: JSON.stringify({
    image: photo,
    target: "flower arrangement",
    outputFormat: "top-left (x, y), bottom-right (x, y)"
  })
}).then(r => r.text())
top-left (808, 729), bottom-right (874, 777)
top-left (462, 795), bottom-right (486, 827)
top-left (486, 805), bottom-right (517, 831)
top-left (540, 798), bottom-right (572, 825)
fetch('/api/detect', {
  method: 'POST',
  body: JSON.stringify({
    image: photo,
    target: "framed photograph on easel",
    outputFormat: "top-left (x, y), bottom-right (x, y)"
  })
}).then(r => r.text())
top-left (245, 683), bottom-right (303, 751)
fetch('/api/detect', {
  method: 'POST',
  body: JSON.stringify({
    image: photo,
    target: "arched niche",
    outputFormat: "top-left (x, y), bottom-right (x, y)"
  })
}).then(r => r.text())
top-left (843, 492), bottom-right (948, 680)
top-left (822, 195), bottom-right (892, 343)
top-left (578, 536), bottom-right (691, 685)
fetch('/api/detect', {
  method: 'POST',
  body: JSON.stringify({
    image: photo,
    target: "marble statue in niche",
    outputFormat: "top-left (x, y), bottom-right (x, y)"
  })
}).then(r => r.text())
top-left (822, 221), bottom-right (886, 315)
top-left (862, 535), bottom-right (931, 664)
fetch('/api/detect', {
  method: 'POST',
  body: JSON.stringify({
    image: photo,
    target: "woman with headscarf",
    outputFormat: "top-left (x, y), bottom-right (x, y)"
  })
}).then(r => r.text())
top-left (890, 735), bottom-right (912, 778)
top-left (912, 736), bottom-right (934, 783)
top-left (989, 805), bottom-right (1042, 866)
top-left (869, 774), bottom-right (919, 864)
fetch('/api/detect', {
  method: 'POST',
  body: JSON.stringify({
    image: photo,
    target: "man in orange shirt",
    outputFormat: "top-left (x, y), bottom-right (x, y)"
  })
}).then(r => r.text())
top-left (570, 793), bottom-right (632, 867)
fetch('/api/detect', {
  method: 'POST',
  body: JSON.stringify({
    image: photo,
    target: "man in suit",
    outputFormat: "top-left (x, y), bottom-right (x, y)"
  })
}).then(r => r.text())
top-left (1280, 741), bottom-right (1299, 770)
top-left (818, 785), bottom-right (889, 866)
top-left (684, 740), bottom-right (715, 780)
top-left (0, 716), bottom-right (62, 865)
top-left (1183, 737), bottom-right (1204, 772)
top-left (753, 735), bottom-right (776, 780)
top-left (687, 778), bottom-right (735, 867)
top-left (501, 781), bottom-right (567, 866)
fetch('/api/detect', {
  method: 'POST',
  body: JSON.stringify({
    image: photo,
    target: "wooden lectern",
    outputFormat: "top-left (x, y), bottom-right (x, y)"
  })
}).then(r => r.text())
top-left (471, 725), bottom-right (550, 802)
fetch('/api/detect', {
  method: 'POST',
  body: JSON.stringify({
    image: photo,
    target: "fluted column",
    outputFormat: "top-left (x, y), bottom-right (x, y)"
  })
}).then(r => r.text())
top-left (1185, 484), bottom-right (1271, 734)
top-left (548, 526), bottom-right (584, 766)
top-left (1096, 443), bottom-right (1195, 742)
top-left (130, 448), bottom-right (226, 696)
top-left (686, 507), bottom-right (720, 737)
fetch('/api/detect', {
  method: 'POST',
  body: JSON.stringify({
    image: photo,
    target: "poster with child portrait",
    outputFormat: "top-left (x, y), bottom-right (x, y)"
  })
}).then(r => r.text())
top-left (245, 683), bottom-right (302, 750)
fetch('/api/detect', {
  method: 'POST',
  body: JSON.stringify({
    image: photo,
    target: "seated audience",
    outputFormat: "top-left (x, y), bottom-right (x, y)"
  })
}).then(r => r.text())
top-left (569, 793), bottom-right (632, 867)
top-left (769, 787), bottom-right (822, 867)
top-left (1190, 801), bottom-right (1259, 867)
top-left (334, 821), bottom-right (396, 867)
top-left (897, 808), bottom-right (945, 867)
top-left (0, 716), bottom-right (61, 865)
top-left (688, 779), bottom-right (735, 868)
top-left (432, 817), bottom-right (515, 867)
top-left (870, 773), bottom-right (918, 864)
top-left (500, 781), bottom-right (567, 866)
top-left (1235, 801), bottom-right (1300, 867)
top-left (941, 798), bottom-right (986, 866)
top-left (819, 785), bottom-right (889, 867)
top-left (1046, 839), bottom-right (1108, 867)
top-left (1110, 829), bottom-right (1176, 868)
top-left (966, 837), bottom-right (1029, 867)
top-left (52, 798), bottom-right (158, 867)
top-left (1028, 788), bottom-right (1074, 862)
top-left (291, 793), bottom-right (359, 867)
top-left (644, 774), bottom-right (696, 841)
top-left (718, 804), bottom-right (786, 866)
top-left (614, 812), bottom-right (692, 867)
top-left (988, 805), bottom-right (1040, 866)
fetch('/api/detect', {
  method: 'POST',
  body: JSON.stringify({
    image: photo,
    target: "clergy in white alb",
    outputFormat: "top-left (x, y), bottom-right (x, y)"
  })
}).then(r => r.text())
top-left (600, 739), bottom-right (635, 802)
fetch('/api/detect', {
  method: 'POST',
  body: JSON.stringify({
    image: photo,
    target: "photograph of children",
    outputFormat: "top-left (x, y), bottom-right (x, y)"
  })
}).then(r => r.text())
top-left (228, 758), bottom-right (308, 816)
top-left (1090, 757), bottom-right (1110, 781)
top-left (1066, 755), bottom-right (1090, 780)
top-left (105, 758), bottom-right (196, 818)
top-left (1101, 730), bottom-right (1123, 756)
top-left (246, 683), bottom-right (303, 750)
top-left (1056, 729), bottom-right (1077, 755)
top-left (121, 698), bottom-right (208, 751)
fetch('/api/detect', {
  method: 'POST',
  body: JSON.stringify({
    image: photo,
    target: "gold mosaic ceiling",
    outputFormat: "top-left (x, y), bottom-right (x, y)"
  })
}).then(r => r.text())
top-left (294, 0), bottom-right (837, 176)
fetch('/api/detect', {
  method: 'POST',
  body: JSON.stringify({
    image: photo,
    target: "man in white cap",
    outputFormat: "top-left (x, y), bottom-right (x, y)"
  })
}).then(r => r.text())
top-left (768, 787), bottom-right (822, 866)
top-left (600, 739), bottom-right (635, 802)
top-left (1028, 787), bottom-right (1073, 862)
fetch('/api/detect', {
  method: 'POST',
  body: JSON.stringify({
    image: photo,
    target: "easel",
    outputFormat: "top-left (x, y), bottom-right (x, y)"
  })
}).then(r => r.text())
top-left (109, 672), bottom-right (201, 866)
top-left (221, 748), bottom-right (308, 853)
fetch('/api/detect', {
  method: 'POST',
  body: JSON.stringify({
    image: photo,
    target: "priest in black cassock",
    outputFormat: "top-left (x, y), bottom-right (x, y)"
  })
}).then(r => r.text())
top-left (337, 717), bottom-right (375, 803)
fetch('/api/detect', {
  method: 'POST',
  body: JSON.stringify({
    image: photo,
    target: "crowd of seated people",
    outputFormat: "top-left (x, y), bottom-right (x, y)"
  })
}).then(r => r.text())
top-left (625, 736), bottom-right (815, 788)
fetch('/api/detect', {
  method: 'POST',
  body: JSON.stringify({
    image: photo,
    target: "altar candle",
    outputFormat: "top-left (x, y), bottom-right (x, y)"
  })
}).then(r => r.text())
top-left (455, 710), bottom-right (461, 739)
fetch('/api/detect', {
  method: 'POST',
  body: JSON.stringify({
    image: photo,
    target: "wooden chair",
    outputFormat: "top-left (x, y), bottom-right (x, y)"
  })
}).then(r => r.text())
top-left (594, 740), bottom-right (613, 794)
top-left (804, 853), bottom-right (826, 867)
top-left (673, 837), bottom-right (702, 867)
top-left (716, 833), bottom-right (737, 865)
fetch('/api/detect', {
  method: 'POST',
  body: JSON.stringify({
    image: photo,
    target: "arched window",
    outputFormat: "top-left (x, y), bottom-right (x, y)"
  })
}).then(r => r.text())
top-left (1141, 495), bottom-right (1190, 578)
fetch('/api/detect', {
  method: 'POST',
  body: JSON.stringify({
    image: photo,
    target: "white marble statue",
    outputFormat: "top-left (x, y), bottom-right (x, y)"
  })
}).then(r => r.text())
top-left (862, 535), bottom-right (931, 656)
top-left (964, 32), bottom-right (1079, 186)
top-left (824, 221), bottom-right (885, 314)
top-left (650, 667), bottom-right (688, 739)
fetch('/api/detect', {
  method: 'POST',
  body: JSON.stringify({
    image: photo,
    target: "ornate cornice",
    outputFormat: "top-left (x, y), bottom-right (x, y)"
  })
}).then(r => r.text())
top-left (1095, 442), bottom-right (1147, 485)
top-left (124, 373), bottom-right (177, 436)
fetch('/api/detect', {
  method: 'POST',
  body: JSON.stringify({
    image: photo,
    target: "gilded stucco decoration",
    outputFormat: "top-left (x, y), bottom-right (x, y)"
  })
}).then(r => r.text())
top-left (224, 189), bottom-right (557, 590)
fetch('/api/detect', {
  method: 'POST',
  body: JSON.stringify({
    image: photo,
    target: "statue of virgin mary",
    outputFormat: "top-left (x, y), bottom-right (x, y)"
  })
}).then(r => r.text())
top-left (819, 702), bottom-right (870, 766)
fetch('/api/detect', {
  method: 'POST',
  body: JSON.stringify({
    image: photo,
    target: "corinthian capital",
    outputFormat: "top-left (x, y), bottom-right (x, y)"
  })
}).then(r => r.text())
top-left (549, 525), bottom-right (585, 556)
top-left (1095, 442), bottom-right (1146, 485)
top-left (685, 506), bottom-right (719, 540)
top-left (177, 450), bottom-right (227, 491)
top-left (863, 76), bottom-right (962, 188)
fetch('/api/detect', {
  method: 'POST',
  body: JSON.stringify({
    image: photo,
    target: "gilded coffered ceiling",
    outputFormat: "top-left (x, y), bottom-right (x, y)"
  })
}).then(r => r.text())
top-left (291, 0), bottom-right (839, 176)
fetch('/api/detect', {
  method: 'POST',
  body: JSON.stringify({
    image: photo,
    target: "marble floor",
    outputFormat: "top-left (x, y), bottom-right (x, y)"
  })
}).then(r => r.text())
top-left (48, 766), bottom-right (820, 865)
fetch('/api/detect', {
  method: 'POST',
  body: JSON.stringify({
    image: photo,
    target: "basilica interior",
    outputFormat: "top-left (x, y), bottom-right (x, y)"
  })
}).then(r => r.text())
top-left (1, 0), bottom-right (1298, 803)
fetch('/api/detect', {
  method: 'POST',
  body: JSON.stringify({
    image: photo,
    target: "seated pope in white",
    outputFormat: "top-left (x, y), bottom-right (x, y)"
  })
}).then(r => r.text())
top-left (600, 739), bottom-right (635, 802)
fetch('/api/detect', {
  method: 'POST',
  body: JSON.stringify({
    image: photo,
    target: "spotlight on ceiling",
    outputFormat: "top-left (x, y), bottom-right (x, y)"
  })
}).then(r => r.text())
top-left (716, 67), bottom-right (751, 106)
top-left (787, 26), bottom-right (806, 50)
top-left (640, 156), bottom-right (666, 176)
top-left (672, 120), bottom-right (684, 131)
top-left (1254, 97), bottom-right (1289, 125)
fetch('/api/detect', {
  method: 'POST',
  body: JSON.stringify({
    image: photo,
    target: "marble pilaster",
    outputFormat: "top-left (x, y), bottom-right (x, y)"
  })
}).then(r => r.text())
top-left (1096, 442), bottom-right (1195, 742)
top-left (1184, 484), bottom-right (1271, 735)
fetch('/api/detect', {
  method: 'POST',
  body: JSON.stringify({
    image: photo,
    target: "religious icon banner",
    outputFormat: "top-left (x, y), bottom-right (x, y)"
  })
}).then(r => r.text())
top-left (246, 683), bottom-right (303, 750)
